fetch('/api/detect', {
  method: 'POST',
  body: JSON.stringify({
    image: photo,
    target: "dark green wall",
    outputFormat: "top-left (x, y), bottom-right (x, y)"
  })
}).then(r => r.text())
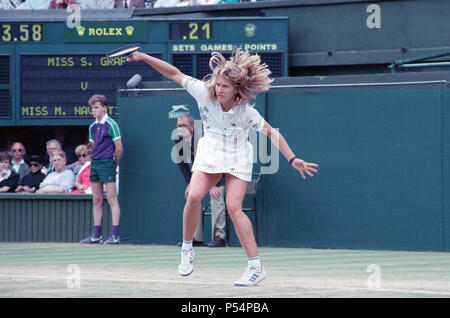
top-left (265, 87), bottom-right (447, 250)
top-left (118, 79), bottom-right (450, 251)
top-left (0, 194), bottom-right (112, 242)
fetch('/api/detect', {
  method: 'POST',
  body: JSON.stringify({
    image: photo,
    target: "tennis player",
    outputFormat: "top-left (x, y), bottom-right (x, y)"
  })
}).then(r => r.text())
top-left (127, 49), bottom-right (319, 286)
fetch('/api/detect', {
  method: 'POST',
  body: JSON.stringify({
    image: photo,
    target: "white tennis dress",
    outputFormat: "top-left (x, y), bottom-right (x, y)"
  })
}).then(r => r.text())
top-left (182, 75), bottom-right (265, 182)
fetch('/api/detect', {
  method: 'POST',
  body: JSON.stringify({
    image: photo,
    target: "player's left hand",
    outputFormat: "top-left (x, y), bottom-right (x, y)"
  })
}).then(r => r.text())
top-left (292, 159), bottom-right (319, 179)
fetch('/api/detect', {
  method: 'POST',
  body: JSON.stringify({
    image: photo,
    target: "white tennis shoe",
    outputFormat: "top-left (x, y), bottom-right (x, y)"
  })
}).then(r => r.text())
top-left (234, 265), bottom-right (267, 286)
top-left (178, 248), bottom-right (195, 276)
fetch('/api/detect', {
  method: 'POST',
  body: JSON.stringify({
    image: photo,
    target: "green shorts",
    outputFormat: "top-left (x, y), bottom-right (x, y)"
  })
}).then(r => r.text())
top-left (90, 158), bottom-right (117, 183)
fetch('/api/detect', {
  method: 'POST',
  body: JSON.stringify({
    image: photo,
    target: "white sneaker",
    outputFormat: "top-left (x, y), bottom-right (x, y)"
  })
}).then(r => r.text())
top-left (234, 265), bottom-right (267, 286)
top-left (178, 248), bottom-right (195, 276)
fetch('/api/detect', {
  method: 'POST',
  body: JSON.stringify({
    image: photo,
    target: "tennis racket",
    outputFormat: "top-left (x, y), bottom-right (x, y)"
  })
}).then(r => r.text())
top-left (107, 44), bottom-right (141, 58)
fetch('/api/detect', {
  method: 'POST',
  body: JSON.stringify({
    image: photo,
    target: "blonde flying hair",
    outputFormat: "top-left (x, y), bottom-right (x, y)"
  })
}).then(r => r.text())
top-left (205, 48), bottom-right (273, 107)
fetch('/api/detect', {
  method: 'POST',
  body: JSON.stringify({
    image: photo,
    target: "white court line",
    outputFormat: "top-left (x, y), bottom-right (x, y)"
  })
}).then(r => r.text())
top-left (2, 274), bottom-right (450, 297)
top-left (234, 285), bottom-right (450, 298)
top-left (0, 274), bottom-right (230, 286)
top-left (232, 288), bottom-right (359, 298)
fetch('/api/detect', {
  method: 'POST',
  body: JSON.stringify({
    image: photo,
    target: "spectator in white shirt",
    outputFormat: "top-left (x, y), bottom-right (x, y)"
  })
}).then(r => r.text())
top-left (153, 0), bottom-right (180, 7)
top-left (37, 150), bottom-right (75, 194)
top-left (16, 0), bottom-right (51, 9)
top-left (80, 0), bottom-right (113, 8)
top-left (0, 0), bottom-right (24, 9)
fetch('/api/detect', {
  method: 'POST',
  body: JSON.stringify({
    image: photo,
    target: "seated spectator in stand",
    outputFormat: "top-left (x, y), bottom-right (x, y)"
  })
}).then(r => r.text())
top-left (16, 0), bottom-right (51, 9)
top-left (10, 142), bottom-right (30, 184)
top-left (153, 0), bottom-right (180, 7)
top-left (0, 152), bottom-right (19, 193)
top-left (36, 150), bottom-right (74, 194)
top-left (114, 0), bottom-right (144, 8)
top-left (50, 0), bottom-right (78, 8)
top-left (0, 0), bottom-right (25, 9)
top-left (176, 0), bottom-right (219, 5)
top-left (80, 0), bottom-right (113, 8)
top-left (176, 0), bottom-right (190, 6)
top-left (15, 155), bottom-right (46, 193)
top-left (43, 139), bottom-right (62, 175)
top-left (71, 149), bottom-right (91, 194)
top-left (66, 144), bottom-right (91, 176)
top-left (198, 0), bottom-right (219, 4)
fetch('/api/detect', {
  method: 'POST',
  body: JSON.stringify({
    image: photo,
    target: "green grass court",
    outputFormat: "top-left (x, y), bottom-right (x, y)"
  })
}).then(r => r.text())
top-left (0, 243), bottom-right (449, 298)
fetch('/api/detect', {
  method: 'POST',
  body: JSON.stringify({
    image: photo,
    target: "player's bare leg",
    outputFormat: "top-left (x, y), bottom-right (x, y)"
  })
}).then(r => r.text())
top-left (179, 171), bottom-right (222, 276)
top-left (225, 174), bottom-right (267, 286)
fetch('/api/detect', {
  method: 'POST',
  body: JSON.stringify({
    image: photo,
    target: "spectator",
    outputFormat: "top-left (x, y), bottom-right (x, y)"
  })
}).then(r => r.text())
top-left (153, 0), bottom-right (179, 7)
top-left (114, 0), bottom-right (144, 8)
top-left (10, 142), bottom-right (30, 184)
top-left (177, 0), bottom-right (220, 5)
top-left (0, 0), bottom-right (25, 9)
top-left (66, 144), bottom-right (91, 176)
top-left (50, 0), bottom-right (78, 8)
top-left (80, 0), bottom-right (113, 8)
top-left (174, 114), bottom-right (227, 247)
top-left (71, 146), bottom-right (92, 194)
top-left (0, 152), bottom-right (19, 193)
top-left (16, 0), bottom-right (51, 9)
top-left (43, 139), bottom-right (62, 175)
top-left (198, 0), bottom-right (219, 4)
top-left (15, 155), bottom-right (46, 193)
top-left (176, 0), bottom-right (190, 6)
top-left (36, 150), bottom-right (74, 194)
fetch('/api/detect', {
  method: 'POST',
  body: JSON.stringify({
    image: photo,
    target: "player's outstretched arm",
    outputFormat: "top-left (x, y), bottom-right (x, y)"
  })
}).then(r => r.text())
top-left (127, 51), bottom-right (185, 85)
top-left (261, 121), bottom-right (319, 179)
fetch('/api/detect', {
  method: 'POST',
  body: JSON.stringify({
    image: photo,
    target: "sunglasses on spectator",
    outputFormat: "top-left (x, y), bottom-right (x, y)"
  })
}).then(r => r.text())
top-left (30, 163), bottom-right (41, 167)
top-left (12, 149), bottom-right (24, 152)
top-left (77, 153), bottom-right (88, 158)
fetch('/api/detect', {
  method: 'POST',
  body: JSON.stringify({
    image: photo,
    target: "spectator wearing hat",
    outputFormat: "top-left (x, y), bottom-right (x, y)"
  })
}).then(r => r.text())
top-left (0, 151), bottom-right (19, 193)
top-left (15, 155), bottom-right (46, 193)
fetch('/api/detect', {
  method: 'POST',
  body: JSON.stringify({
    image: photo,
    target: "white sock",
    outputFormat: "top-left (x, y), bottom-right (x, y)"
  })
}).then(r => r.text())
top-left (182, 240), bottom-right (193, 251)
top-left (248, 256), bottom-right (262, 270)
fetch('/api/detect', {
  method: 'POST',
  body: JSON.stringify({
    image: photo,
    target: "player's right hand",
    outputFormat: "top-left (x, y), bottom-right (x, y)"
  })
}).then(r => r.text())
top-left (126, 51), bottom-right (143, 62)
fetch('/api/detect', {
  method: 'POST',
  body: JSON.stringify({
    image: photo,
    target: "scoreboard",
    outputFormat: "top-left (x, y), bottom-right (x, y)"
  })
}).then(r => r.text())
top-left (0, 17), bottom-right (288, 125)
